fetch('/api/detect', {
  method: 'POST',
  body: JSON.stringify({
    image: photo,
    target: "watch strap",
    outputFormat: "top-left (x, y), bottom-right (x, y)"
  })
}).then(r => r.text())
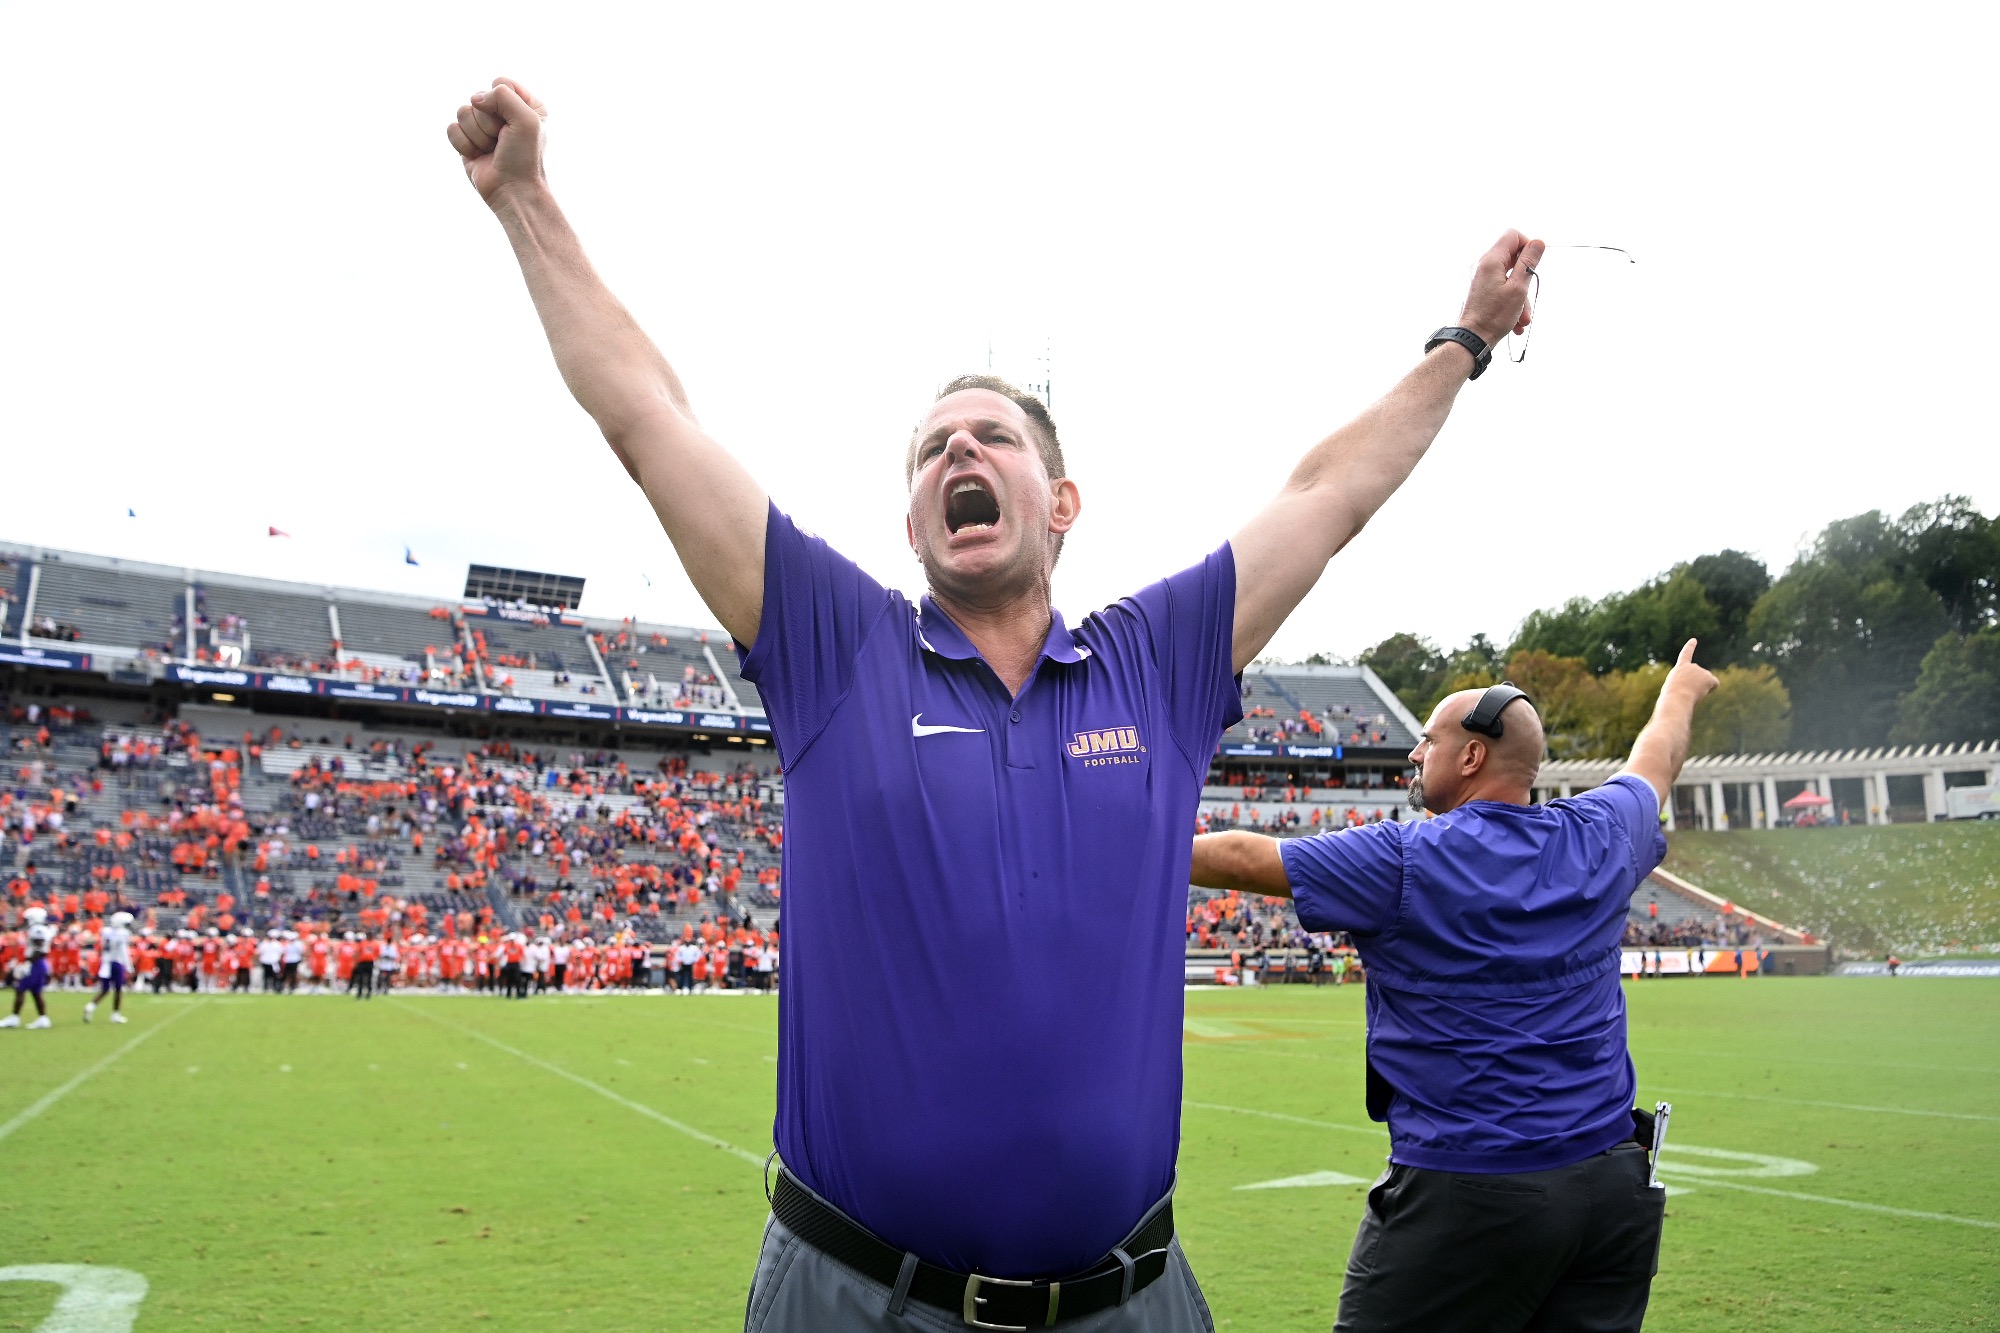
top-left (1425, 326), bottom-right (1491, 380)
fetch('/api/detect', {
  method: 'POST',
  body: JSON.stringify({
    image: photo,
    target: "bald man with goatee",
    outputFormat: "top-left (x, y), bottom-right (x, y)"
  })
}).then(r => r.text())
top-left (1190, 641), bottom-right (1718, 1333)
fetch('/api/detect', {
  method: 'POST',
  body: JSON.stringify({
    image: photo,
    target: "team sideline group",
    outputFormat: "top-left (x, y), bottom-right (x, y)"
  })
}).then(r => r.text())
top-left (4, 913), bottom-right (779, 1022)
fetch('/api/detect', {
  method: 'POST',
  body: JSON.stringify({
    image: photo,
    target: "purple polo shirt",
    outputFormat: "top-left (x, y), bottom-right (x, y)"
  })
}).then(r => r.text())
top-left (1280, 774), bottom-right (1666, 1174)
top-left (739, 504), bottom-right (1241, 1277)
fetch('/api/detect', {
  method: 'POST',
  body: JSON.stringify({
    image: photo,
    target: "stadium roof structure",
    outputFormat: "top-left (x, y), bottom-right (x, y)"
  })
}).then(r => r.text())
top-left (464, 563), bottom-right (585, 611)
top-left (1537, 740), bottom-right (2000, 830)
top-left (2, 537), bottom-right (1420, 767)
top-left (0, 539), bottom-right (766, 739)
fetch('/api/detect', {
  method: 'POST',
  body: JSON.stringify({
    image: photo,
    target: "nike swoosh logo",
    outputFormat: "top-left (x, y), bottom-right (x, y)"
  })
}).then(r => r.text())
top-left (912, 713), bottom-right (985, 738)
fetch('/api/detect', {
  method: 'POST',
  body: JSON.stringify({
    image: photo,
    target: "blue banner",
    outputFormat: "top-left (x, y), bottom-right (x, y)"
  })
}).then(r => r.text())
top-left (167, 665), bottom-right (253, 687)
top-left (0, 644), bottom-right (93, 671)
top-left (541, 699), bottom-right (620, 721)
top-left (323, 681), bottom-right (409, 703)
top-left (163, 662), bottom-right (770, 734)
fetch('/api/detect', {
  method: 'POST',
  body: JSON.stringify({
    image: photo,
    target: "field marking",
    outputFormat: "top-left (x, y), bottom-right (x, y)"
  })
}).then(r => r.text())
top-left (1649, 1085), bottom-right (2000, 1124)
top-left (1685, 1178), bottom-right (2000, 1230)
top-left (1639, 1046), bottom-right (2000, 1077)
top-left (1655, 1143), bottom-right (1816, 1178)
top-left (1184, 1100), bottom-right (1386, 1138)
top-left (0, 1264), bottom-right (149, 1332)
top-left (0, 1004), bottom-right (201, 1147)
top-left (1235, 1170), bottom-right (1370, 1190)
top-left (398, 1004), bottom-right (766, 1166)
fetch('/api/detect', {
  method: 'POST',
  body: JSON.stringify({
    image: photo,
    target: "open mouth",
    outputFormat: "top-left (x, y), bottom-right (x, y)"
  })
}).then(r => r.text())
top-left (945, 479), bottom-right (1001, 534)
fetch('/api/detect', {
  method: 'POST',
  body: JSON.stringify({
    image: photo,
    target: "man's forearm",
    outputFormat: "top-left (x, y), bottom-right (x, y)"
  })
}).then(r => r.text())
top-left (1625, 685), bottom-right (1700, 799)
top-left (490, 183), bottom-right (693, 464)
top-left (1284, 346), bottom-right (1471, 538)
top-left (1227, 348), bottom-right (1470, 667)
top-left (1191, 831), bottom-right (1292, 898)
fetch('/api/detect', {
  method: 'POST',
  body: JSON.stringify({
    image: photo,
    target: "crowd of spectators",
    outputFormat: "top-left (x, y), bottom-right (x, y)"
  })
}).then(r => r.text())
top-left (1235, 681), bottom-right (1393, 747)
top-left (1622, 901), bottom-right (1766, 950)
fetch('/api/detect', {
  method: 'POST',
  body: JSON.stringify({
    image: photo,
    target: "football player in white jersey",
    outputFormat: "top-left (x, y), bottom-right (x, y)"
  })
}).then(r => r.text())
top-left (83, 910), bottom-right (136, 1024)
top-left (3, 906), bottom-right (56, 1029)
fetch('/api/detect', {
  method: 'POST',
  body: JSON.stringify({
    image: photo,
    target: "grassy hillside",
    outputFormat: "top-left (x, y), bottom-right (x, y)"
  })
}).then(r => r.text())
top-left (1664, 822), bottom-right (2000, 957)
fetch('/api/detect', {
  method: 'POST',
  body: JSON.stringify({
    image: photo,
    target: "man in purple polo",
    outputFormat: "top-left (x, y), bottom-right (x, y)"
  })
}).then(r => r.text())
top-left (1189, 644), bottom-right (1720, 1331)
top-left (451, 76), bottom-right (1538, 1331)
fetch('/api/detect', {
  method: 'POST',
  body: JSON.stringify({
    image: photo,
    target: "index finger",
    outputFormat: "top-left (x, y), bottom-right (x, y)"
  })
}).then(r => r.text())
top-left (1676, 639), bottom-right (1699, 667)
top-left (1478, 229), bottom-right (1527, 274)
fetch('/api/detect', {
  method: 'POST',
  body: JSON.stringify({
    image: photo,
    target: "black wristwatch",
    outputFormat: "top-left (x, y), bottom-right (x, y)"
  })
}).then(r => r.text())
top-left (1425, 326), bottom-right (1491, 380)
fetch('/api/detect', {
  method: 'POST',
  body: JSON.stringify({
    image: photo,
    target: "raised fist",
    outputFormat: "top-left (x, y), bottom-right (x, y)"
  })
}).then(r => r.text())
top-left (1458, 230), bottom-right (1546, 350)
top-left (447, 77), bottom-right (548, 208)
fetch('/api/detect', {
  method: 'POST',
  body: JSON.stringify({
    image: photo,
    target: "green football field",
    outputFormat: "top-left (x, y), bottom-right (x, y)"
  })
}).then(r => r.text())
top-left (2, 981), bottom-right (1995, 1331)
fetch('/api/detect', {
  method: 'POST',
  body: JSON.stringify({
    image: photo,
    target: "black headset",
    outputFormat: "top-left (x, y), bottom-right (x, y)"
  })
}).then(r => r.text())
top-left (1460, 681), bottom-right (1531, 739)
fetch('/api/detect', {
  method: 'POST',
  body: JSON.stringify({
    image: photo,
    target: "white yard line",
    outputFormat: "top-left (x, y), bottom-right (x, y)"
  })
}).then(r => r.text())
top-left (399, 1002), bottom-right (766, 1166)
top-left (1649, 1085), bottom-right (2000, 1124)
top-left (1184, 1100), bottom-right (1387, 1138)
top-left (1684, 1178), bottom-right (2000, 1230)
top-left (0, 1003), bottom-right (201, 1147)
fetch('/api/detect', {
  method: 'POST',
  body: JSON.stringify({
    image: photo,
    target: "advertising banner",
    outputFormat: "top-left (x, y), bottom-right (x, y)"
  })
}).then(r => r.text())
top-left (323, 681), bottom-right (409, 703)
top-left (168, 665), bottom-right (253, 687)
top-left (542, 700), bottom-right (620, 721)
top-left (162, 662), bottom-right (771, 735)
top-left (620, 708), bottom-right (688, 727)
top-left (410, 688), bottom-right (485, 711)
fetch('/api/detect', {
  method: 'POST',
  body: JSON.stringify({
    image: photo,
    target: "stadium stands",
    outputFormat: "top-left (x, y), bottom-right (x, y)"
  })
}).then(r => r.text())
top-left (27, 556), bottom-right (184, 654)
top-left (197, 580), bottom-right (335, 666)
top-left (330, 595), bottom-right (449, 665)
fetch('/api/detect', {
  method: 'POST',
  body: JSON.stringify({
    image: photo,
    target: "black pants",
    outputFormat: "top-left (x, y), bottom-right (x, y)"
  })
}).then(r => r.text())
top-left (1337, 1143), bottom-right (1663, 1333)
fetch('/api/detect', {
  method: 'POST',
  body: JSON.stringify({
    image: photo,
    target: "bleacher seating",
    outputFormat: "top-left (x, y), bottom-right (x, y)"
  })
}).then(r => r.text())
top-left (28, 558), bottom-right (183, 652)
top-left (196, 580), bottom-right (334, 664)
top-left (1222, 665), bottom-right (1415, 750)
top-left (334, 597), bottom-right (456, 664)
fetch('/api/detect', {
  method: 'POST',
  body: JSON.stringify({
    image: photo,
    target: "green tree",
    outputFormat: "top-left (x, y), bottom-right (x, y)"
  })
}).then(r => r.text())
top-left (1510, 598), bottom-right (1601, 665)
top-left (1749, 509), bottom-right (1953, 749)
top-left (1896, 497), bottom-right (2000, 633)
top-left (1684, 549), bottom-right (1770, 665)
top-left (1594, 569), bottom-right (1720, 672)
top-left (1691, 664), bottom-right (1793, 755)
top-left (1892, 627), bottom-right (2000, 743)
top-left (1360, 633), bottom-right (1446, 716)
top-left (1503, 650), bottom-right (1606, 759)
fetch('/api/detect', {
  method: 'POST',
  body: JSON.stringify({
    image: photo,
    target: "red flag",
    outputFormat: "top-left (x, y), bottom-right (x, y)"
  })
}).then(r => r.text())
top-left (268, 526), bottom-right (291, 538)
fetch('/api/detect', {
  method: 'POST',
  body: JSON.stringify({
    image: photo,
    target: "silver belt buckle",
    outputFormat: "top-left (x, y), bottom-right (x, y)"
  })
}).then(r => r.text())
top-left (963, 1272), bottom-right (1039, 1330)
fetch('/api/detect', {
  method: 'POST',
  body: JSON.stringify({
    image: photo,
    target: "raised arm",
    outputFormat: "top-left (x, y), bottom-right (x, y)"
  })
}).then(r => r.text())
top-left (1228, 232), bottom-right (1543, 671)
top-left (1621, 640), bottom-right (1720, 804)
top-left (448, 79), bottom-right (767, 646)
top-left (1190, 831), bottom-right (1292, 899)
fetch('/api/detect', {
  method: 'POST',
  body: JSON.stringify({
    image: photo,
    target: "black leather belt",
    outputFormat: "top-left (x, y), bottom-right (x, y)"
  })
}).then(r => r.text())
top-left (770, 1169), bottom-right (1174, 1330)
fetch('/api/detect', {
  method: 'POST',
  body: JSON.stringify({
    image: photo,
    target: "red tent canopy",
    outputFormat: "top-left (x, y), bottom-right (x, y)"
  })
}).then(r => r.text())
top-left (1783, 790), bottom-right (1832, 809)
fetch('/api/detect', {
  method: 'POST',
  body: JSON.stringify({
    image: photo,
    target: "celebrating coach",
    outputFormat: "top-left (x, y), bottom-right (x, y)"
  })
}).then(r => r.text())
top-left (1192, 643), bottom-right (1719, 1332)
top-left (449, 77), bottom-right (1538, 1331)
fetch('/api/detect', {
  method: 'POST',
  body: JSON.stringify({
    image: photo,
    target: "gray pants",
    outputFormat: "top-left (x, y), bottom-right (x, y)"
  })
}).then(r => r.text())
top-left (742, 1202), bottom-right (1215, 1332)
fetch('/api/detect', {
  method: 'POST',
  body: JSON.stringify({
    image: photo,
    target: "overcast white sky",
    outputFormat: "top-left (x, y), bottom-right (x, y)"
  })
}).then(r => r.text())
top-left (3, 3), bottom-right (1992, 661)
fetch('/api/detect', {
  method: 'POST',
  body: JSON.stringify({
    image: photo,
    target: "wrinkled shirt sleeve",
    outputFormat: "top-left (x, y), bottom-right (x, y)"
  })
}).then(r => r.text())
top-left (736, 502), bottom-right (896, 769)
top-left (1096, 544), bottom-right (1243, 773)
top-left (1280, 821), bottom-right (1410, 936)
top-left (1579, 773), bottom-right (1670, 882)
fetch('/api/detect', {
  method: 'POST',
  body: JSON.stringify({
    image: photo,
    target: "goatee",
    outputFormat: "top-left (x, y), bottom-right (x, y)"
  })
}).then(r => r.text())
top-left (1407, 778), bottom-right (1426, 813)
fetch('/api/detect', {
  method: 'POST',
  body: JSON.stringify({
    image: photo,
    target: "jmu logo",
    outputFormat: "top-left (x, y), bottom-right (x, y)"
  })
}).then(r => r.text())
top-left (1067, 726), bottom-right (1145, 763)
